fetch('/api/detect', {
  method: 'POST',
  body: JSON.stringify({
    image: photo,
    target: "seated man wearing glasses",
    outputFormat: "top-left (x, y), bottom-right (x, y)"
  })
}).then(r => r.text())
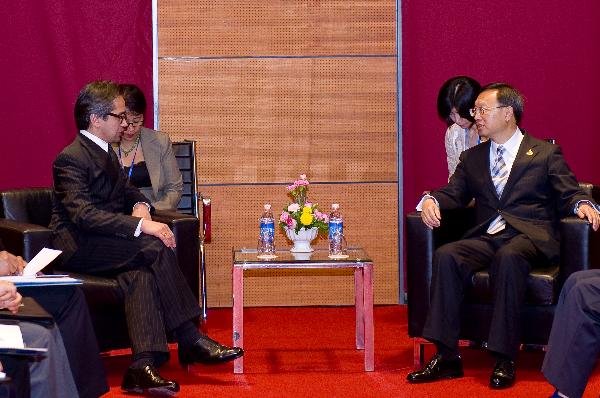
top-left (50, 80), bottom-right (243, 396)
top-left (407, 83), bottom-right (599, 389)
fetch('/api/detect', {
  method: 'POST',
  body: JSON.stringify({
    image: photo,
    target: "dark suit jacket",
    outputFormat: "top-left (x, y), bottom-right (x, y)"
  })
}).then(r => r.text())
top-left (432, 132), bottom-right (591, 263)
top-left (50, 133), bottom-right (150, 263)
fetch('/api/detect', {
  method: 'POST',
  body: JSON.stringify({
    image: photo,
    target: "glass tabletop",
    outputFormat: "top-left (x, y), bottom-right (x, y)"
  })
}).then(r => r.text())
top-left (233, 247), bottom-right (372, 268)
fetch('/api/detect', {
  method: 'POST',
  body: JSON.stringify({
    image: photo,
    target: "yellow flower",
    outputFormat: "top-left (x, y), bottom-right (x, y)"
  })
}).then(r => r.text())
top-left (300, 212), bottom-right (314, 226)
top-left (302, 206), bottom-right (312, 214)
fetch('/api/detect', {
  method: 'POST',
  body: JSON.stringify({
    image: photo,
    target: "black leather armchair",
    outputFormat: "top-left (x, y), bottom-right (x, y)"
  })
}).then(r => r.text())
top-left (0, 188), bottom-right (200, 352)
top-left (406, 183), bottom-right (600, 366)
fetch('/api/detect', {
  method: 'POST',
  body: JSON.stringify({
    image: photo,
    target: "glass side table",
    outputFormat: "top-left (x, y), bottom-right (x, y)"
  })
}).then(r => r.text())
top-left (232, 247), bottom-right (374, 373)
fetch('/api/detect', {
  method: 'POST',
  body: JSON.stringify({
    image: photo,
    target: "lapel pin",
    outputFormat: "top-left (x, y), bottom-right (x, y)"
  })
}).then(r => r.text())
top-left (526, 149), bottom-right (534, 156)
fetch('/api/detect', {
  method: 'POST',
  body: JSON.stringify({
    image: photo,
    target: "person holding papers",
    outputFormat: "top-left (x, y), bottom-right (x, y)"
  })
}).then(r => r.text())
top-left (1, 280), bottom-right (79, 398)
top-left (0, 239), bottom-right (108, 398)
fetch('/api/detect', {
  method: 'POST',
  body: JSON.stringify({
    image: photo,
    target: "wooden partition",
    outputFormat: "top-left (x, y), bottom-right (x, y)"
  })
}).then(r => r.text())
top-left (158, 1), bottom-right (398, 307)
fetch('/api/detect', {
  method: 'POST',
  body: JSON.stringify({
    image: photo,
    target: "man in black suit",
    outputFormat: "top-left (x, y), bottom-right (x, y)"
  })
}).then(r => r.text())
top-left (50, 80), bottom-right (242, 396)
top-left (406, 83), bottom-right (600, 389)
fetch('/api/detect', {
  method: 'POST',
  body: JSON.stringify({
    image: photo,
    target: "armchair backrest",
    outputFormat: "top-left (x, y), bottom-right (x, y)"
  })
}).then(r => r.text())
top-left (172, 140), bottom-right (199, 217)
top-left (0, 188), bottom-right (53, 227)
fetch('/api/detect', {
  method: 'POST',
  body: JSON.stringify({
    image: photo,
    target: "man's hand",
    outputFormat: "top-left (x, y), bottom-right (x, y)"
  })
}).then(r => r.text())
top-left (0, 280), bottom-right (22, 314)
top-left (421, 198), bottom-right (442, 229)
top-left (577, 203), bottom-right (600, 231)
top-left (0, 250), bottom-right (26, 276)
top-left (140, 220), bottom-right (176, 248)
top-left (132, 203), bottom-right (152, 221)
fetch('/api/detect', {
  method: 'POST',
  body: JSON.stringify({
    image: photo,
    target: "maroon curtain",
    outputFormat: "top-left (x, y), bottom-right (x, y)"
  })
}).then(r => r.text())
top-left (0, 1), bottom-right (152, 189)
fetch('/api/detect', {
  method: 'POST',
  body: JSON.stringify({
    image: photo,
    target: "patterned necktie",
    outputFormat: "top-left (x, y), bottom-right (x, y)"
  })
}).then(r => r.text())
top-left (492, 145), bottom-right (508, 197)
top-left (487, 145), bottom-right (508, 234)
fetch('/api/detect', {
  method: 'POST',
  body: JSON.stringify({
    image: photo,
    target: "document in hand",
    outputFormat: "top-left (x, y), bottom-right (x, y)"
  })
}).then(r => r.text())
top-left (0, 247), bottom-right (81, 286)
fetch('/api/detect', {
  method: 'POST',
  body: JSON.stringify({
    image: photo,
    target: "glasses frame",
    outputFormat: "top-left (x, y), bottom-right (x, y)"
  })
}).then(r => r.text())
top-left (106, 112), bottom-right (127, 122)
top-left (125, 119), bottom-right (144, 128)
top-left (469, 105), bottom-right (509, 117)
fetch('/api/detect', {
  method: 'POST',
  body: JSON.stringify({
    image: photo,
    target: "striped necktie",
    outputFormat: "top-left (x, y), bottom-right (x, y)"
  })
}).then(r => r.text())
top-left (487, 145), bottom-right (508, 234)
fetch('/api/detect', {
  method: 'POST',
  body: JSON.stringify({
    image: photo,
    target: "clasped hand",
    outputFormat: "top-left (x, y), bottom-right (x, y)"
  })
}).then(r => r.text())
top-left (0, 280), bottom-right (22, 314)
top-left (0, 250), bottom-right (26, 276)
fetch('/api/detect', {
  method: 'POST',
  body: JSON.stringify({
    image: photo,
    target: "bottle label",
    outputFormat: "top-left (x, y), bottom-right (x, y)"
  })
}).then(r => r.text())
top-left (260, 219), bottom-right (275, 239)
top-left (328, 220), bottom-right (343, 240)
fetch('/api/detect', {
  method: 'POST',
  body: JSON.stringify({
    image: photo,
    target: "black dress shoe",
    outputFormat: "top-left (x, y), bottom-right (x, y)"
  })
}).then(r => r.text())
top-left (489, 358), bottom-right (516, 389)
top-left (121, 365), bottom-right (180, 396)
top-left (179, 336), bottom-right (244, 365)
top-left (407, 353), bottom-right (463, 383)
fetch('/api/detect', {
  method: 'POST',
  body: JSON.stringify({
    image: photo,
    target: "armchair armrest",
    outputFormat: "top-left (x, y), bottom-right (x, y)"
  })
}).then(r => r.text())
top-left (0, 218), bottom-right (51, 261)
top-left (559, 216), bottom-right (600, 284)
top-left (406, 212), bottom-right (433, 337)
top-left (153, 210), bottom-right (200, 301)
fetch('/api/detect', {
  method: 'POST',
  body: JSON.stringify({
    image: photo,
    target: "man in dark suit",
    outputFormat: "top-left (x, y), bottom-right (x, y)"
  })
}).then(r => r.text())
top-left (50, 80), bottom-right (243, 396)
top-left (406, 83), bottom-right (600, 389)
top-left (543, 269), bottom-right (600, 398)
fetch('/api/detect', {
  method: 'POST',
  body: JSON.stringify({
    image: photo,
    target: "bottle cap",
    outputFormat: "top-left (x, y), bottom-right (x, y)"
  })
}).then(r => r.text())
top-left (332, 203), bottom-right (339, 210)
top-left (264, 204), bottom-right (271, 210)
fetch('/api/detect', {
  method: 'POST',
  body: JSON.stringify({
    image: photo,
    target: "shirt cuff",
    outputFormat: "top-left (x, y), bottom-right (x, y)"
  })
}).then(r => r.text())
top-left (416, 194), bottom-right (439, 211)
top-left (573, 200), bottom-right (600, 215)
top-left (134, 219), bottom-right (143, 237)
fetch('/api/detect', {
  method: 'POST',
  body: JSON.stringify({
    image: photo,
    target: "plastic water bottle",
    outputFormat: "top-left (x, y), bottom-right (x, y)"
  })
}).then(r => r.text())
top-left (258, 204), bottom-right (275, 254)
top-left (328, 203), bottom-right (343, 239)
top-left (329, 204), bottom-right (345, 255)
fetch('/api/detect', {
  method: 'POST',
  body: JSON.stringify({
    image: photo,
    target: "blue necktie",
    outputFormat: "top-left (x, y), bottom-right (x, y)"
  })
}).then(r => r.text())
top-left (487, 145), bottom-right (508, 234)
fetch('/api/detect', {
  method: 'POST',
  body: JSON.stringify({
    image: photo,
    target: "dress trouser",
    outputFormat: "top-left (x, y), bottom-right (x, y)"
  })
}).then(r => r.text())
top-left (19, 321), bottom-right (79, 398)
top-left (0, 350), bottom-right (30, 398)
top-left (19, 286), bottom-right (108, 398)
top-left (542, 269), bottom-right (600, 398)
top-left (422, 227), bottom-right (545, 359)
top-left (63, 233), bottom-right (201, 357)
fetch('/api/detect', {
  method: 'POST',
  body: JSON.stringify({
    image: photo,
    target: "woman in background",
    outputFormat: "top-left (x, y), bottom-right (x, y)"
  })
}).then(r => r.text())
top-left (437, 76), bottom-right (482, 179)
top-left (116, 84), bottom-right (183, 210)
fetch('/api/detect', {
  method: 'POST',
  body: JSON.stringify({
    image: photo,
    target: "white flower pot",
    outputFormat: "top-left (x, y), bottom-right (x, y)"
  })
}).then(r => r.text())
top-left (285, 227), bottom-right (318, 252)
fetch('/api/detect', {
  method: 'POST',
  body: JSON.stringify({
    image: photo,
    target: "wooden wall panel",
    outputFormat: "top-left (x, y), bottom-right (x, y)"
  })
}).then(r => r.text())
top-left (159, 57), bottom-right (397, 184)
top-left (158, 1), bottom-right (395, 57)
top-left (196, 183), bottom-right (398, 307)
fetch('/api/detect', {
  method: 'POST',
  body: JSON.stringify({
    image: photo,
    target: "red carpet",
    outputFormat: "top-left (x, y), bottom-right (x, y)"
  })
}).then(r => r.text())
top-left (102, 306), bottom-right (600, 397)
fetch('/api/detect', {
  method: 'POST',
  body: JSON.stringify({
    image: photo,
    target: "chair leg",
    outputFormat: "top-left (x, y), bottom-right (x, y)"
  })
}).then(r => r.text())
top-left (200, 240), bottom-right (208, 321)
top-left (413, 338), bottom-right (426, 367)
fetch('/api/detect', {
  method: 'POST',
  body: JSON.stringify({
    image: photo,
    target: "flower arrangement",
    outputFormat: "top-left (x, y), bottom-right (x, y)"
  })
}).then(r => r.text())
top-left (279, 174), bottom-right (329, 234)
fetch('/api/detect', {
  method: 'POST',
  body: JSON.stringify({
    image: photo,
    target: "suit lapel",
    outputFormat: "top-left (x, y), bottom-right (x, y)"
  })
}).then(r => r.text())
top-left (77, 134), bottom-right (125, 198)
top-left (499, 133), bottom-right (538, 202)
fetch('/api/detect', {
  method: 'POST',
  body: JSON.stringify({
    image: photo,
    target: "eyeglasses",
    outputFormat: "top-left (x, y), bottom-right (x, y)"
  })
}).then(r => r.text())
top-left (106, 112), bottom-right (127, 122)
top-left (469, 106), bottom-right (509, 117)
top-left (125, 119), bottom-right (144, 128)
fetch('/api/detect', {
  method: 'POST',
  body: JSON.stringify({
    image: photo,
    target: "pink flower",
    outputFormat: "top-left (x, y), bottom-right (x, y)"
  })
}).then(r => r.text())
top-left (280, 212), bottom-right (290, 222)
top-left (300, 174), bottom-right (307, 180)
top-left (305, 202), bottom-right (312, 207)
top-left (314, 211), bottom-right (329, 222)
top-left (295, 179), bottom-right (309, 186)
top-left (288, 203), bottom-right (300, 212)
top-left (287, 184), bottom-right (296, 191)
top-left (286, 218), bottom-right (297, 228)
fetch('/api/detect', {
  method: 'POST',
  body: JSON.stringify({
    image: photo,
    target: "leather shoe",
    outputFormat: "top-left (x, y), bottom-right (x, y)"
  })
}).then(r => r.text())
top-left (407, 353), bottom-right (463, 383)
top-left (179, 336), bottom-right (244, 365)
top-left (121, 365), bottom-right (180, 396)
top-left (489, 358), bottom-right (516, 389)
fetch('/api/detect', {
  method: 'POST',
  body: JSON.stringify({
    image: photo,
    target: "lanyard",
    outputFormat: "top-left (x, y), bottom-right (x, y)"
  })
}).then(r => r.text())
top-left (117, 139), bottom-right (140, 180)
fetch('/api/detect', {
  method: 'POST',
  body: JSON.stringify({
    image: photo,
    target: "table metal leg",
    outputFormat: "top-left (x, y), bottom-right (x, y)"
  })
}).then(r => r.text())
top-left (363, 264), bottom-right (374, 371)
top-left (232, 266), bottom-right (244, 373)
top-left (354, 267), bottom-right (365, 349)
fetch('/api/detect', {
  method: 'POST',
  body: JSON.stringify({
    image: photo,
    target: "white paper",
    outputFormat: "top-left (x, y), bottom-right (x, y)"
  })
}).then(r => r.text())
top-left (0, 324), bottom-right (25, 349)
top-left (22, 248), bottom-right (62, 277)
top-left (0, 276), bottom-right (81, 286)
